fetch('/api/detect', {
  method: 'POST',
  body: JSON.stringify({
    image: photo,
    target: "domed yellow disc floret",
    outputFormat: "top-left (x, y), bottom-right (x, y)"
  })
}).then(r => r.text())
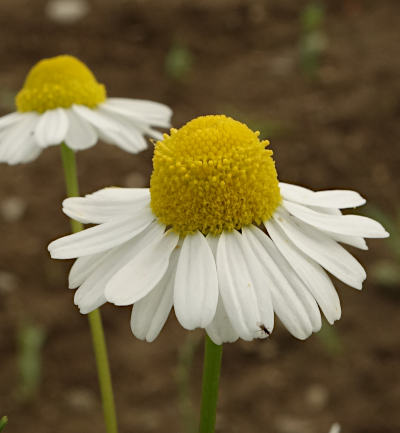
top-left (16, 55), bottom-right (106, 113)
top-left (150, 115), bottom-right (281, 236)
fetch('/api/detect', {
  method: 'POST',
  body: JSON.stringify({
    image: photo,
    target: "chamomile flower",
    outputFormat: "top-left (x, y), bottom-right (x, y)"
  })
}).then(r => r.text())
top-left (0, 55), bottom-right (172, 164)
top-left (48, 115), bottom-right (388, 344)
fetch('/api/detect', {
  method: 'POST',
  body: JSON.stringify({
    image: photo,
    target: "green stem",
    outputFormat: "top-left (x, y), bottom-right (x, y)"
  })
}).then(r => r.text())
top-left (198, 336), bottom-right (223, 433)
top-left (60, 143), bottom-right (118, 433)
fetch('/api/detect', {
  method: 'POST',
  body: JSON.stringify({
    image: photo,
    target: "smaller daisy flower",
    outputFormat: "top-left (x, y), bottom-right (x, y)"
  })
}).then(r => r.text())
top-left (48, 115), bottom-right (388, 344)
top-left (0, 55), bottom-right (172, 164)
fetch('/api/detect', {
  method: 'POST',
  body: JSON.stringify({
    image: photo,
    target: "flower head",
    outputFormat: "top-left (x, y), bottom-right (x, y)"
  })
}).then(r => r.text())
top-left (0, 55), bottom-right (172, 164)
top-left (48, 115), bottom-right (389, 344)
top-left (16, 55), bottom-right (106, 113)
top-left (150, 115), bottom-right (281, 235)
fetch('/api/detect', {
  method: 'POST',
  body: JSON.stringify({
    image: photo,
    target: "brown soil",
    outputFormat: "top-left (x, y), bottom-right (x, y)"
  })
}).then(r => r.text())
top-left (0, 1), bottom-right (399, 432)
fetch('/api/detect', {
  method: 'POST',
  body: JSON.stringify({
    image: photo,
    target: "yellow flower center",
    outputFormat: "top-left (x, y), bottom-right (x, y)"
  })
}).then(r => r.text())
top-left (150, 115), bottom-right (281, 236)
top-left (16, 55), bottom-right (106, 113)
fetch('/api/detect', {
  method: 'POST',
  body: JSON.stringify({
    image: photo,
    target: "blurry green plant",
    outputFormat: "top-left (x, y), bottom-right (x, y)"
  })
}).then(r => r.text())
top-left (317, 319), bottom-right (343, 357)
top-left (17, 322), bottom-right (46, 401)
top-left (222, 108), bottom-right (291, 140)
top-left (299, 2), bottom-right (327, 79)
top-left (176, 333), bottom-right (202, 433)
top-left (0, 416), bottom-right (8, 432)
top-left (165, 42), bottom-right (194, 82)
top-left (363, 205), bottom-right (400, 290)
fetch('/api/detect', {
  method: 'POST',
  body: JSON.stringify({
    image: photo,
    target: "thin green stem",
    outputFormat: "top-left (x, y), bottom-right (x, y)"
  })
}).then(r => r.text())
top-left (198, 335), bottom-right (223, 433)
top-left (60, 143), bottom-right (118, 433)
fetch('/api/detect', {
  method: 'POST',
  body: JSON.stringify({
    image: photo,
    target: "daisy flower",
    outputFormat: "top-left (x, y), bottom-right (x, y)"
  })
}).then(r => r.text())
top-left (0, 55), bottom-right (172, 164)
top-left (48, 115), bottom-right (388, 344)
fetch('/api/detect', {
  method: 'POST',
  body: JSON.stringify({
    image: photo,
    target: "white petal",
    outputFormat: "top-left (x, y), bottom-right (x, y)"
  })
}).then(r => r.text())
top-left (64, 109), bottom-right (98, 150)
top-left (0, 112), bottom-right (25, 131)
top-left (324, 231), bottom-right (368, 250)
top-left (279, 182), bottom-right (366, 208)
top-left (204, 234), bottom-right (238, 344)
top-left (34, 108), bottom-right (69, 147)
top-left (96, 106), bottom-right (148, 153)
top-left (270, 208), bottom-right (366, 289)
top-left (62, 190), bottom-right (150, 224)
top-left (283, 200), bottom-right (389, 238)
top-left (48, 207), bottom-right (154, 258)
top-left (206, 296), bottom-right (239, 345)
top-left (88, 187), bottom-right (150, 202)
top-left (174, 231), bottom-right (218, 330)
top-left (75, 222), bottom-right (164, 313)
top-left (265, 219), bottom-right (341, 324)
top-left (72, 104), bottom-right (119, 132)
top-left (105, 230), bottom-right (179, 306)
top-left (104, 98), bottom-right (172, 128)
top-left (0, 113), bottom-right (42, 164)
top-left (131, 250), bottom-right (178, 342)
top-left (69, 252), bottom-right (107, 288)
top-left (216, 230), bottom-right (273, 341)
top-left (309, 206), bottom-right (368, 250)
top-left (76, 102), bottom-right (148, 154)
top-left (243, 226), bottom-right (320, 339)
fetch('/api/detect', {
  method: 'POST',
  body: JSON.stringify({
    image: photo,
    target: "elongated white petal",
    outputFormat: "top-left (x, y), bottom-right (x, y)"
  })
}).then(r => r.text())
top-left (265, 243), bottom-right (322, 334)
top-left (217, 230), bottom-right (273, 341)
top-left (104, 98), bottom-right (172, 128)
top-left (131, 250), bottom-right (178, 342)
top-left (313, 190), bottom-right (366, 208)
top-left (243, 226), bottom-right (319, 339)
top-left (279, 182), bottom-right (366, 208)
top-left (283, 200), bottom-right (389, 238)
top-left (309, 206), bottom-right (368, 250)
top-left (76, 291), bottom-right (107, 313)
top-left (324, 231), bottom-right (368, 250)
top-left (174, 231), bottom-right (218, 330)
top-left (8, 135), bottom-right (41, 165)
top-left (63, 192), bottom-right (150, 224)
top-left (265, 219), bottom-right (341, 324)
top-left (96, 106), bottom-right (148, 153)
top-left (100, 102), bottom-right (159, 139)
top-left (64, 109), bottom-right (98, 150)
top-left (205, 235), bottom-right (238, 344)
top-left (88, 187), bottom-right (150, 202)
top-left (105, 230), bottom-right (179, 306)
top-left (0, 112), bottom-right (25, 131)
top-left (72, 104), bottom-right (119, 132)
top-left (75, 222), bottom-right (164, 313)
top-left (48, 208), bottom-right (154, 258)
top-left (271, 208), bottom-right (366, 289)
top-left (0, 114), bottom-right (41, 164)
top-left (206, 296), bottom-right (239, 345)
top-left (34, 108), bottom-right (69, 147)
top-left (69, 252), bottom-right (107, 288)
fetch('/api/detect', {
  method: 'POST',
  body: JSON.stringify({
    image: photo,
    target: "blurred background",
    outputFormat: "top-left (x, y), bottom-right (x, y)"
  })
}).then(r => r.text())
top-left (0, 0), bottom-right (399, 432)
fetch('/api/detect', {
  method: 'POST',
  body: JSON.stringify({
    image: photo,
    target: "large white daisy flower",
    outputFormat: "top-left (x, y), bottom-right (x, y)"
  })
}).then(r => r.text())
top-left (0, 55), bottom-right (172, 164)
top-left (48, 115), bottom-right (388, 344)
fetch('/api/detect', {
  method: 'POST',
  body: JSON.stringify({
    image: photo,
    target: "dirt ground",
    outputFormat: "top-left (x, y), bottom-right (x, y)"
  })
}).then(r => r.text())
top-left (0, 0), bottom-right (399, 432)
